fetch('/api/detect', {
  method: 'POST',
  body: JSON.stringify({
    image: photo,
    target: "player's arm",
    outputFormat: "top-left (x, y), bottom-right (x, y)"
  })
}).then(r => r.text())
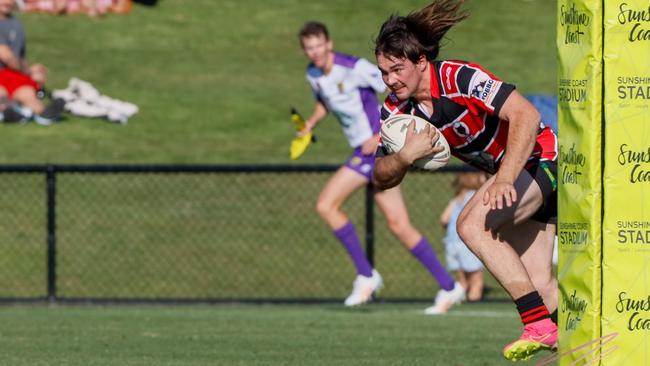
top-left (486, 90), bottom-right (540, 209)
top-left (454, 64), bottom-right (537, 209)
top-left (439, 198), bottom-right (455, 229)
top-left (298, 100), bottom-right (327, 137)
top-left (373, 122), bottom-right (442, 190)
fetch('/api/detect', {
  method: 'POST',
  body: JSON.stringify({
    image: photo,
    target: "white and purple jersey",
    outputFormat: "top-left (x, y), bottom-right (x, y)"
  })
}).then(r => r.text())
top-left (305, 52), bottom-right (385, 148)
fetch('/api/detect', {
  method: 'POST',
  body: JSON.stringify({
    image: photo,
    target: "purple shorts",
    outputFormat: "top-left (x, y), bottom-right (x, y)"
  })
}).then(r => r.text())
top-left (344, 147), bottom-right (375, 181)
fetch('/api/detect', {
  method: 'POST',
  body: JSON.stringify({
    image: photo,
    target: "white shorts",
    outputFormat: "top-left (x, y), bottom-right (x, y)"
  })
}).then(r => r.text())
top-left (445, 239), bottom-right (484, 272)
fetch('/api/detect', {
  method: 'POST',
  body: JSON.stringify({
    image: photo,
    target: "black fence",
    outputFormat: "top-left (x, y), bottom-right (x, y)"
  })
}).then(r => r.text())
top-left (0, 164), bottom-right (499, 304)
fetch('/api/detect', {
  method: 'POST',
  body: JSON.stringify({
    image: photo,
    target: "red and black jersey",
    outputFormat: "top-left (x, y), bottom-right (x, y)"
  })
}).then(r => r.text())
top-left (379, 60), bottom-right (558, 174)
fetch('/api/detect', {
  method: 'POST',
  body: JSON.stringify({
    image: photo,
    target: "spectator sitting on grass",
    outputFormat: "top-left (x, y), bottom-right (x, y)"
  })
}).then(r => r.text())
top-left (0, 0), bottom-right (63, 124)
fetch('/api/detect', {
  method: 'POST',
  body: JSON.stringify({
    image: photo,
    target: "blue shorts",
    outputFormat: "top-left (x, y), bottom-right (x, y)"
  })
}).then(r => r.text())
top-left (445, 239), bottom-right (484, 272)
top-left (344, 147), bottom-right (375, 181)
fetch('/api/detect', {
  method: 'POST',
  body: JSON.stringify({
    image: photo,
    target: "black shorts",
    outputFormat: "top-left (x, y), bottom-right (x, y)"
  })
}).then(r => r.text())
top-left (524, 159), bottom-right (557, 224)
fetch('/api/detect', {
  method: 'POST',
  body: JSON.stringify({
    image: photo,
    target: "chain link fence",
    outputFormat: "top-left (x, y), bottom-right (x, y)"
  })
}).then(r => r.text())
top-left (0, 164), bottom-right (506, 303)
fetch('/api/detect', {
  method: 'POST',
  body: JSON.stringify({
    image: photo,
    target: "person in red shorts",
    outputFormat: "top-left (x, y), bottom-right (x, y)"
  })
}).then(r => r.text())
top-left (0, 0), bottom-right (63, 124)
top-left (372, 0), bottom-right (558, 361)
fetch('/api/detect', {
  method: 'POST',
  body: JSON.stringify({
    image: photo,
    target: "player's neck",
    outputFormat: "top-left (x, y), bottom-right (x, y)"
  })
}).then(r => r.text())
top-left (414, 63), bottom-right (432, 112)
top-left (321, 52), bottom-right (335, 75)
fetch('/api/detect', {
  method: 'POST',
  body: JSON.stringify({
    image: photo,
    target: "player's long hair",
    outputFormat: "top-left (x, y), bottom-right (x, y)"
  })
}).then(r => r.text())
top-left (375, 0), bottom-right (468, 63)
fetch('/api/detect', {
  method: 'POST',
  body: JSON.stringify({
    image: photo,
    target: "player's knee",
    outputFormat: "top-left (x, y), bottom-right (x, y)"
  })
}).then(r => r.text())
top-left (386, 217), bottom-right (409, 236)
top-left (315, 199), bottom-right (335, 219)
top-left (456, 214), bottom-right (475, 244)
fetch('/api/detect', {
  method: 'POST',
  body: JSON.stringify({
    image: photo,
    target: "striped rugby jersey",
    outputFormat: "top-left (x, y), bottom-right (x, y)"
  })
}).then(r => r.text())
top-left (306, 52), bottom-right (386, 148)
top-left (378, 60), bottom-right (558, 174)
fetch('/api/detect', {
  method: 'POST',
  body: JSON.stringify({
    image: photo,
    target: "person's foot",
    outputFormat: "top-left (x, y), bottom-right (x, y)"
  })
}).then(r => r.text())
top-left (424, 281), bottom-right (466, 315)
top-left (344, 270), bottom-right (383, 306)
top-left (503, 318), bottom-right (558, 361)
top-left (0, 104), bottom-right (30, 124)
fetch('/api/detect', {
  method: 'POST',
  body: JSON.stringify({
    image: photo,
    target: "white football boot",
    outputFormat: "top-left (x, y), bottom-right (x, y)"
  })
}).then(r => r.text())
top-left (424, 281), bottom-right (466, 315)
top-left (344, 270), bottom-right (383, 306)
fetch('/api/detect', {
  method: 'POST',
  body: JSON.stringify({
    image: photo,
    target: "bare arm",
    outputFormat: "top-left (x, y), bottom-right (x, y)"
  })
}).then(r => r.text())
top-left (0, 45), bottom-right (23, 71)
top-left (298, 101), bottom-right (328, 137)
top-left (373, 121), bottom-right (443, 190)
top-left (439, 197), bottom-right (456, 229)
top-left (483, 90), bottom-right (540, 209)
top-left (373, 154), bottom-right (411, 190)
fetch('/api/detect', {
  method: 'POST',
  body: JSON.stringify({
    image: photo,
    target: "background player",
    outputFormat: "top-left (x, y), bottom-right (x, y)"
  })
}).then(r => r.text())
top-left (440, 171), bottom-right (487, 302)
top-left (371, 1), bottom-right (558, 360)
top-left (297, 21), bottom-right (464, 312)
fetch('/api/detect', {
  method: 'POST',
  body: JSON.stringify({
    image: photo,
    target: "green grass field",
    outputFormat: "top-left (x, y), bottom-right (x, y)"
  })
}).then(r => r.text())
top-left (0, 0), bottom-right (556, 301)
top-left (0, 303), bottom-right (558, 365)
top-left (0, 3), bottom-right (560, 364)
top-left (1, 0), bottom-right (557, 164)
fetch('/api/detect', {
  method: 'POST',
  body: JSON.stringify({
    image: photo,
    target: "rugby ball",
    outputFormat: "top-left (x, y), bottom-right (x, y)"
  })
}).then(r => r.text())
top-left (380, 114), bottom-right (451, 170)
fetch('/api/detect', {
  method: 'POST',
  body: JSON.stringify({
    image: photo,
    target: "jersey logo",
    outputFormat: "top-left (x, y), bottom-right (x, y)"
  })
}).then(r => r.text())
top-left (337, 82), bottom-right (345, 93)
top-left (453, 121), bottom-right (470, 137)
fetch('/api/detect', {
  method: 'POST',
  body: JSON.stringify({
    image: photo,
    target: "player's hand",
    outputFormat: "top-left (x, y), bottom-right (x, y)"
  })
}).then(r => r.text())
top-left (483, 180), bottom-right (517, 210)
top-left (397, 120), bottom-right (444, 165)
top-left (360, 135), bottom-right (378, 156)
top-left (296, 124), bottom-right (312, 138)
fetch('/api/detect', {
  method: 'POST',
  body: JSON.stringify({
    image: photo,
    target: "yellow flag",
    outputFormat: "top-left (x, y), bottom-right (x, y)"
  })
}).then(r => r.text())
top-left (289, 108), bottom-right (316, 160)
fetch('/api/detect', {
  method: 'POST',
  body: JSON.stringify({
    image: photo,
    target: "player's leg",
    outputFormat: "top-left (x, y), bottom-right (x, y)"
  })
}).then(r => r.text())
top-left (456, 170), bottom-right (545, 300)
top-left (317, 152), bottom-right (382, 306)
top-left (456, 270), bottom-right (468, 293)
top-left (456, 243), bottom-right (485, 302)
top-left (497, 220), bottom-right (557, 360)
top-left (318, 165), bottom-right (371, 276)
top-left (464, 270), bottom-right (484, 302)
top-left (456, 169), bottom-right (557, 360)
top-left (501, 220), bottom-right (557, 313)
top-left (375, 186), bottom-right (463, 313)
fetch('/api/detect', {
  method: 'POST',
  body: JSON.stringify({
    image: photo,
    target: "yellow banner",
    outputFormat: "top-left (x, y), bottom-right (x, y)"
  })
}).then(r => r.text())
top-left (602, 1), bottom-right (650, 364)
top-left (557, 0), bottom-right (603, 364)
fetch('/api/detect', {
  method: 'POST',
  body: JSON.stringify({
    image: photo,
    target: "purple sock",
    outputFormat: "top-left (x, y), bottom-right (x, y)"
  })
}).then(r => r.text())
top-left (334, 221), bottom-right (373, 277)
top-left (410, 237), bottom-right (455, 291)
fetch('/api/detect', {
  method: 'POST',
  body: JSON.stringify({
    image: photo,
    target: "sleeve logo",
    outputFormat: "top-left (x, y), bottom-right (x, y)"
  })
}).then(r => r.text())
top-left (471, 78), bottom-right (495, 101)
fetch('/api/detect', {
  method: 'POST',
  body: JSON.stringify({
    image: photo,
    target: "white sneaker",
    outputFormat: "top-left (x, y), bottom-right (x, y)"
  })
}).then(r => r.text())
top-left (424, 281), bottom-right (466, 315)
top-left (344, 270), bottom-right (383, 306)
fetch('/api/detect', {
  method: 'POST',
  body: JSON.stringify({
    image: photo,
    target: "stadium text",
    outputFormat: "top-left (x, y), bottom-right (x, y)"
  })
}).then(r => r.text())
top-left (617, 3), bottom-right (650, 42)
top-left (618, 144), bottom-right (650, 183)
top-left (560, 3), bottom-right (590, 44)
top-left (562, 289), bottom-right (587, 331)
top-left (616, 291), bottom-right (650, 331)
top-left (559, 86), bottom-right (587, 102)
top-left (617, 230), bottom-right (650, 244)
top-left (618, 85), bottom-right (650, 99)
top-left (560, 230), bottom-right (588, 245)
top-left (559, 143), bottom-right (585, 184)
